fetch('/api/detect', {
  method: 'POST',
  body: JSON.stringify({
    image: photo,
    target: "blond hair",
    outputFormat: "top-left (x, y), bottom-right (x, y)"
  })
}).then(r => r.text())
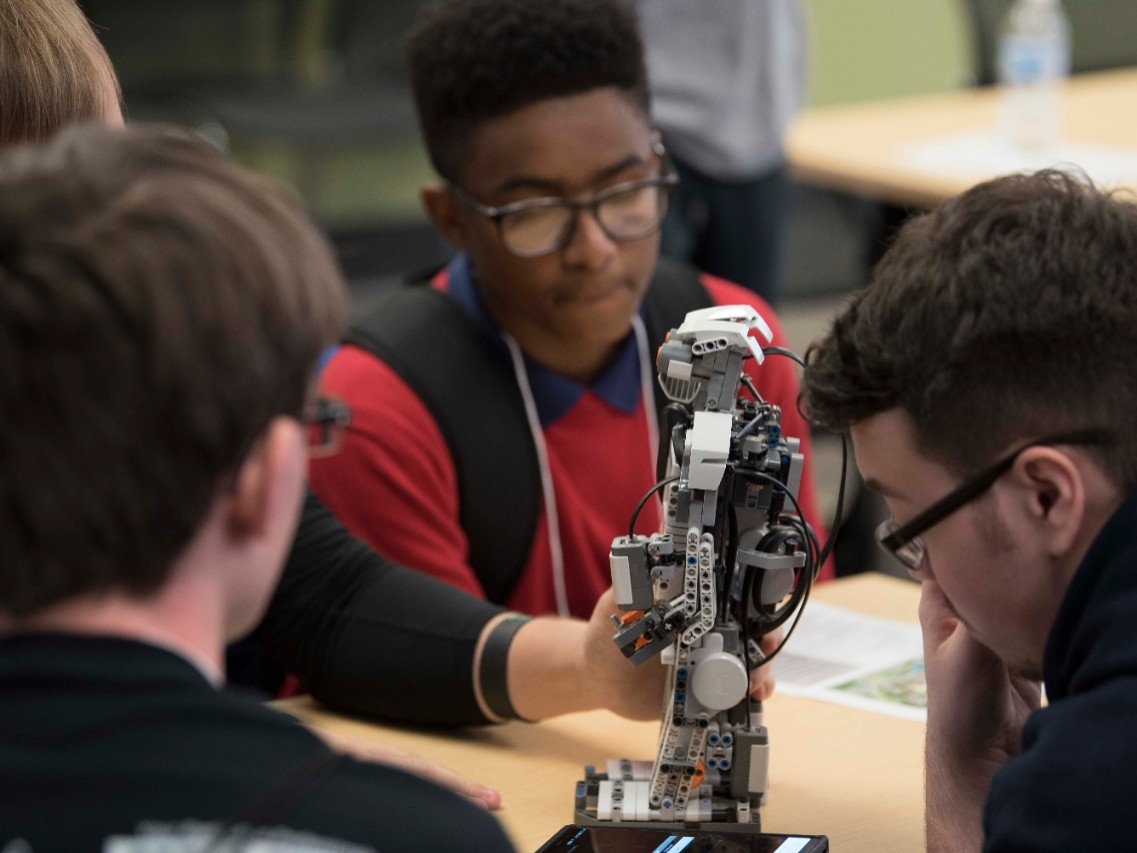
top-left (0, 0), bottom-right (121, 146)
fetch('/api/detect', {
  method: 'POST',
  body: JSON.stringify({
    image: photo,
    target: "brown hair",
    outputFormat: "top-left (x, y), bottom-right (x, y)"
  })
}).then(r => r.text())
top-left (0, 0), bottom-right (122, 146)
top-left (802, 169), bottom-right (1137, 489)
top-left (0, 124), bottom-right (346, 616)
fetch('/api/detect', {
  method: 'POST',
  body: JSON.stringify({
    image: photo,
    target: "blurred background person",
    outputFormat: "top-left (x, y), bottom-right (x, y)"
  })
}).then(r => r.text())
top-left (635, 0), bottom-right (807, 305)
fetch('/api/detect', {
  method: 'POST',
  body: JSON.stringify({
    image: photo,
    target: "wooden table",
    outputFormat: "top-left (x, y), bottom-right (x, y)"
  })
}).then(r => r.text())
top-left (281, 573), bottom-right (924, 852)
top-left (786, 68), bottom-right (1137, 208)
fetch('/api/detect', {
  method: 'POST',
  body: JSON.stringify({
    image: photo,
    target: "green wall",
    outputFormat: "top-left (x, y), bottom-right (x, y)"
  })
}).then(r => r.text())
top-left (256, 1), bottom-right (979, 226)
top-left (804, 0), bottom-right (973, 106)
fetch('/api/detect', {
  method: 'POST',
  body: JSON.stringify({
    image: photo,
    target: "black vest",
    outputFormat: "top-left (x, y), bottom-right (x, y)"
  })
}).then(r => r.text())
top-left (345, 257), bottom-right (713, 604)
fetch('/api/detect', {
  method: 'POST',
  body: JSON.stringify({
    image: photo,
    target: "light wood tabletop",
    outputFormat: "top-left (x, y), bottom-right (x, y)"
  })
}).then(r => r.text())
top-left (786, 68), bottom-right (1137, 208)
top-left (280, 573), bottom-right (925, 852)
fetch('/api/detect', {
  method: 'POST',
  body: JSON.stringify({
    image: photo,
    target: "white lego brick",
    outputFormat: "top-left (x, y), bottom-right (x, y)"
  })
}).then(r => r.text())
top-left (666, 358), bottom-right (694, 381)
top-left (624, 779), bottom-right (641, 822)
top-left (616, 780), bottom-right (651, 822)
top-left (688, 411), bottom-right (733, 490)
top-left (626, 760), bottom-right (654, 780)
top-left (748, 742), bottom-right (770, 799)
top-left (611, 554), bottom-right (634, 608)
top-left (597, 780), bottom-right (615, 821)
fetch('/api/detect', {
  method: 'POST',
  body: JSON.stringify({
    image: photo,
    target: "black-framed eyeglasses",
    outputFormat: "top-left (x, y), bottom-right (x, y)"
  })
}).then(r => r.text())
top-left (304, 396), bottom-right (351, 458)
top-left (447, 141), bottom-right (679, 258)
top-left (876, 428), bottom-right (1112, 571)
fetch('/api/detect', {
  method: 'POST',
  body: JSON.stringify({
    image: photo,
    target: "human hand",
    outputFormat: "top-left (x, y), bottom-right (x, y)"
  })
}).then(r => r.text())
top-left (584, 590), bottom-right (781, 716)
top-left (583, 587), bottom-right (668, 720)
top-left (314, 728), bottom-right (502, 810)
top-left (748, 628), bottom-right (782, 702)
top-left (920, 579), bottom-right (1040, 851)
top-left (921, 579), bottom-right (1040, 762)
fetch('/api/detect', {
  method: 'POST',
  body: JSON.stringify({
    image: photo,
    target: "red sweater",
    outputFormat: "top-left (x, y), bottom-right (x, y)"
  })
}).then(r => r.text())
top-left (310, 257), bottom-right (832, 618)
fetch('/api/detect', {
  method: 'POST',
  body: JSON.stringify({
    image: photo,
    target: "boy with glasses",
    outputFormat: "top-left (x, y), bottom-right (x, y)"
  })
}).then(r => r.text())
top-left (802, 169), bottom-right (1137, 850)
top-left (2, 0), bottom-right (724, 737)
top-left (309, 0), bottom-right (831, 657)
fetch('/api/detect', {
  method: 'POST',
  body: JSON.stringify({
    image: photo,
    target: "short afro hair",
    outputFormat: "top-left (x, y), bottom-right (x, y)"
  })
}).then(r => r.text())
top-left (404, 0), bottom-right (650, 181)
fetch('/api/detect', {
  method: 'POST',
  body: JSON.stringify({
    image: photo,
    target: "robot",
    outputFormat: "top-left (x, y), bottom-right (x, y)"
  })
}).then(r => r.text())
top-left (575, 305), bottom-right (822, 831)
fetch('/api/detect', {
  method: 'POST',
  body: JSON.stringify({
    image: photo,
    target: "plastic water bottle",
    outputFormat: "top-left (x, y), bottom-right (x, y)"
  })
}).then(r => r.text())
top-left (996, 0), bottom-right (1071, 151)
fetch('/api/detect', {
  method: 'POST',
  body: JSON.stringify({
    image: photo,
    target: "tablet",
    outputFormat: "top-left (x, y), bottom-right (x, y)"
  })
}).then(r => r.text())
top-left (534, 824), bottom-right (828, 852)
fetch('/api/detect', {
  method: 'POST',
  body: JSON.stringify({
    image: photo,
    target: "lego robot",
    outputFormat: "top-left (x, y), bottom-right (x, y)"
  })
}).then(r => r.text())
top-left (575, 305), bottom-right (820, 831)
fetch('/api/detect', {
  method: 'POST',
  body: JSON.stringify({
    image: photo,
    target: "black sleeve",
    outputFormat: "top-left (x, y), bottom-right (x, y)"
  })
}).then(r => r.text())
top-left (249, 490), bottom-right (504, 727)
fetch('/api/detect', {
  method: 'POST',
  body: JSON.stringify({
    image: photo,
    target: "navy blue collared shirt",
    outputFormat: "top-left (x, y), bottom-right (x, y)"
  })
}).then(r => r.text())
top-left (444, 253), bottom-right (643, 427)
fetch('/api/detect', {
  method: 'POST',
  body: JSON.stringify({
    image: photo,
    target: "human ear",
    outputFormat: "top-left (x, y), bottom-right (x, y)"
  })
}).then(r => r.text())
top-left (228, 417), bottom-right (304, 538)
top-left (421, 184), bottom-right (472, 251)
top-left (1011, 448), bottom-right (1085, 558)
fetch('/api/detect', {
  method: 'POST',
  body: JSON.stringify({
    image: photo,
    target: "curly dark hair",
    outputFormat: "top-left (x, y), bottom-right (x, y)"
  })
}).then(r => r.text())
top-left (802, 169), bottom-right (1137, 489)
top-left (404, 0), bottom-right (649, 182)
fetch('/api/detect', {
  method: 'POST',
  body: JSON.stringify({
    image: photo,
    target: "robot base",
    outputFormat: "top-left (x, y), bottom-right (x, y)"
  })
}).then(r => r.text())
top-left (573, 764), bottom-right (764, 834)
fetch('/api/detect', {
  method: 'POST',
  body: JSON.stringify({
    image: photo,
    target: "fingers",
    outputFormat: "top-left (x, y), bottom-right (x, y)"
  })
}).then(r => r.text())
top-left (918, 579), bottom-right (960, 648)
top-left (749, 665), bottom-right (776, 702)
top-left (759, 629), bottom-right (782, 655)
top-left (593, 586), bottom-right (617, 613)
top-left (314, 728), bottom-right (502, 810)
top-left (748, 627), bottom-right (783, 701)
top-left (407, 760), bottom-right (502, 810)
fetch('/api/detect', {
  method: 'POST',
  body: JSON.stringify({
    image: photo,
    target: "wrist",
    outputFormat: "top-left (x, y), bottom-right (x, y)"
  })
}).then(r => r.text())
top-left (924, 727), bottom-right (1002, 853)
top-left (504, 616), bottom-right (593, 721)
top-left (473, 612), bottom-right (532, 723)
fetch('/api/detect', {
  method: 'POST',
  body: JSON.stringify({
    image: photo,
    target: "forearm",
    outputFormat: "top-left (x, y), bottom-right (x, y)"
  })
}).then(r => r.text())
top-left (925, 730), bottom-right (995, 853)
top-left (918, 581), bottom-right (1038, 853)
top-left (497, 616), bottom-right (595, 721)
top-left (255, 492), bottom-right (503, 726)
top-left (479, 588), bottom-right (669, 722)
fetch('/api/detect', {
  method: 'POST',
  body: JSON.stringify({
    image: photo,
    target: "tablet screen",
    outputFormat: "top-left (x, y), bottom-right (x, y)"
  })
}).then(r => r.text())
top-left (535, 824), bottom-right (828, 853)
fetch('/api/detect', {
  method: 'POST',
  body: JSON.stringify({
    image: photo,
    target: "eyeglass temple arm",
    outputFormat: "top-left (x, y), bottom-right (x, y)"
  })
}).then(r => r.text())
top-left (879, 457), bottom-right (1015, 551)
top-left (879, 428), bottom-right (1111, 551)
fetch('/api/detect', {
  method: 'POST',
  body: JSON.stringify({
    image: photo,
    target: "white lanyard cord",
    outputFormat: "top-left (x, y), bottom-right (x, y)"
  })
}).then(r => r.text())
top-left (503, 334), bottom-right (570, 617)
top-left (631, 314), bottom-right (663, 527)
top-left (502, 320), bottom-right (661, 617)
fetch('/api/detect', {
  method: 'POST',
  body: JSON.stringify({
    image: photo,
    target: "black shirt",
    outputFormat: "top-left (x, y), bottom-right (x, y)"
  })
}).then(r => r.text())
top-left (0, 633), bottom-right (515, 851)
top-left (983, 488), bottom-right (1137, 851)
